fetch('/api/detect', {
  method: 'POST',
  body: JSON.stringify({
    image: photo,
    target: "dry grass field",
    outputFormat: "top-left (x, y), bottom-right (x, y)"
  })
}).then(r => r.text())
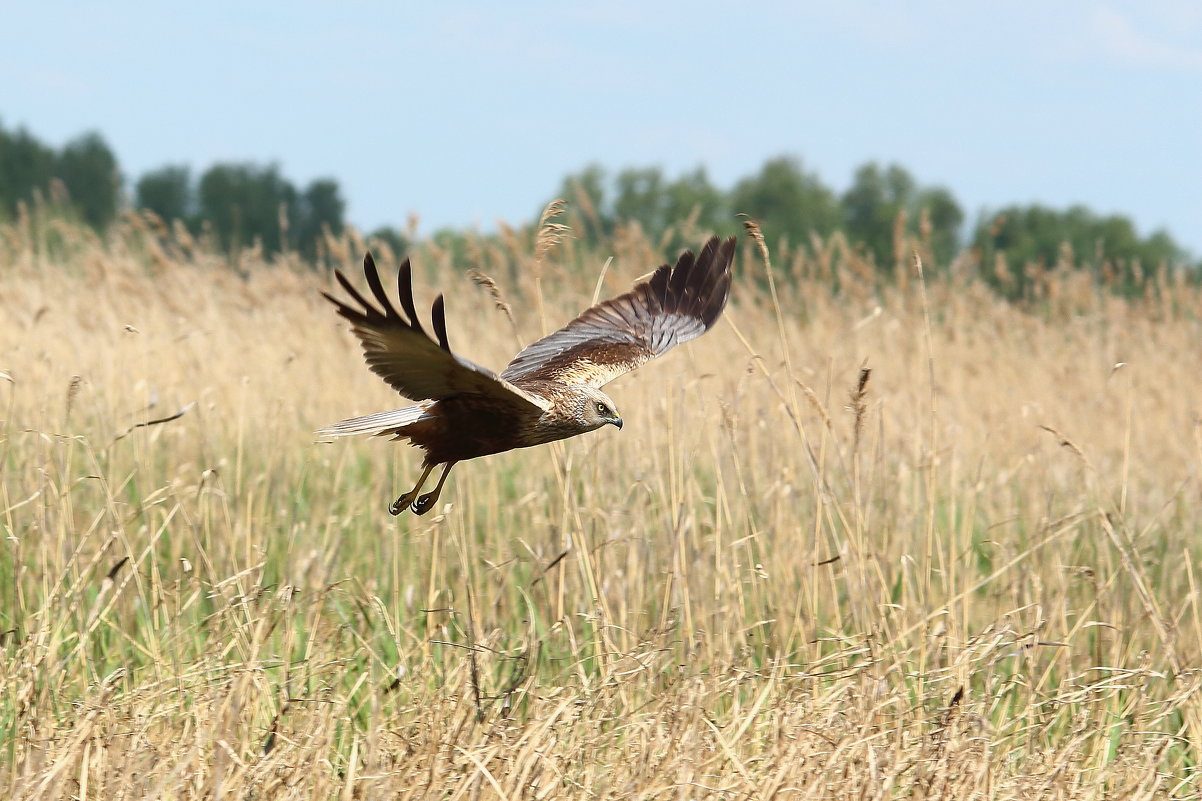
top-left (2, 206), bottom-right (1201, 799)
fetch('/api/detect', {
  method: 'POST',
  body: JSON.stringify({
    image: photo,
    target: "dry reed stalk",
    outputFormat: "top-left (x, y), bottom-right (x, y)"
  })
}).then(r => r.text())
top-left (0, 214), bottom-right (1199, 798)
top-left (530, 199), bottom-right (571, 334)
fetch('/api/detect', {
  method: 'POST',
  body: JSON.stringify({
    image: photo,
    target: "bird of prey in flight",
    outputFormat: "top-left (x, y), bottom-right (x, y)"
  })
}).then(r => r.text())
top-left (318, 236), bottom-right (736, 515)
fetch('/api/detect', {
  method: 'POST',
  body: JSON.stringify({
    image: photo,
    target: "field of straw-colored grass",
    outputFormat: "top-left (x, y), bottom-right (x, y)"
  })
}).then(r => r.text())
top-left (2, 208), bottom-right (1201, 799)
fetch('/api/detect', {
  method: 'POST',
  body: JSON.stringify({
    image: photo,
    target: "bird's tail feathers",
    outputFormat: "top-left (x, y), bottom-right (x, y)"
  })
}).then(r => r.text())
top-left (316, 404), bottom-right (433, 440)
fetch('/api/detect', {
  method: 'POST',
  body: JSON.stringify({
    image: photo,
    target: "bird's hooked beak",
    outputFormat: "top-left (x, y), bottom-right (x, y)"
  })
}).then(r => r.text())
top-left (611, 417), bottom-right (623, 430)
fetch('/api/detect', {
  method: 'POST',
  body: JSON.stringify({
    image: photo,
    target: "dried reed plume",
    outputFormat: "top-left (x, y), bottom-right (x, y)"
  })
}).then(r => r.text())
top-left (1, 209), bottom-right (1200, 798)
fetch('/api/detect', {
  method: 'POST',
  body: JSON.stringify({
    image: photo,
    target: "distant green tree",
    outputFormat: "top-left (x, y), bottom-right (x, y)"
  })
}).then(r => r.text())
top-left (1141, 230), bottom-right (1183, 266)
top-left (553, 163), bottom-right (731, 250)
top-left (840, 163), bottom-right (914, 266)
top-left (136, 165), bottom-right (193, 224)
top-left (367, 225), bottom-right (409, 259)
top-left (729, 156), bottom-right (840, 245)
top-left (54, 131), bottom-right (121, 228)
top-left (611, 165), bottom-right (727, 248)
top-left (975, 203), bottom-right (1188, 296)
top-left (429, 226), bottom-right (471, 264)
top-left (197, 162), bottom-right (298, 253)
top-left (661, 166), bottom-right (726, 233)
top-left (555, 163), bottom-right (610, 241)
top-left (614, 166), bottom-right (666, 233)
top-left (0, 121), bottom-right (57, 218)
top-left (0, 123), bottom-right (122, 228)
top-left (295, 178), bottom-right (345, 257)
top-left (840, 162), bottom-right (964, 269)
top-left (915, 186), bottom-right (964, 265)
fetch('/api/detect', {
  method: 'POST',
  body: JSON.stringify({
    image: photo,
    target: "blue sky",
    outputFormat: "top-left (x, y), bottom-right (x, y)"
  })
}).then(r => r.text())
top-left (2, 1), bottom-right (1199, 252)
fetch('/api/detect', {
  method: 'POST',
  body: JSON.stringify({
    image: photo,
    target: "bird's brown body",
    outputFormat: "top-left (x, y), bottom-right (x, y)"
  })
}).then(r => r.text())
top-left (319, 236), bottom-right (735, 514)
top-left (386, 380), bottom-right (592, 466)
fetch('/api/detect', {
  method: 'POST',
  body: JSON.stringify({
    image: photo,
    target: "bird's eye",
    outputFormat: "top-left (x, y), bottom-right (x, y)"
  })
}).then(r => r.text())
top-left (595, 402), bottom-right (607, 415)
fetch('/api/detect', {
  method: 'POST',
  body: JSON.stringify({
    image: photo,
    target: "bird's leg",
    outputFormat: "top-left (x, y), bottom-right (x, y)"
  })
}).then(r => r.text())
top-left (389, 464), bottom-right (436, 516)
top-left (411, 462), bottom-right (456, 515)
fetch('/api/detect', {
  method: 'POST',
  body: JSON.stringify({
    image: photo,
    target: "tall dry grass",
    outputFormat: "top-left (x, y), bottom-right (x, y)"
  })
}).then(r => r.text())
top-left (1, 206), bottom-right (1201, 798)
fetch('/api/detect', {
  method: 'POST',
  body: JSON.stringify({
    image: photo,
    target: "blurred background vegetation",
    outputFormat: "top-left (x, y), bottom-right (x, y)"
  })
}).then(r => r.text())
top-left (1, 118), bottom-right (1194, 300)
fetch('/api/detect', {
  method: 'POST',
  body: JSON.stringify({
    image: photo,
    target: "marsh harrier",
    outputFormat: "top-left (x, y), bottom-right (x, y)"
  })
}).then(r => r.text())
top-left (318, 235), bottom-right (736, 515)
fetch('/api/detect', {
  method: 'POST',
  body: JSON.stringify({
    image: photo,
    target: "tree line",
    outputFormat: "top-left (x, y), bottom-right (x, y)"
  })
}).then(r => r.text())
top-left (0, 120), bottom-right (357, 258)
top-left (1, 119), bottom-right (1193, 296)
top-left (553, 158), bottom-right (1192, 296)
top-left (553, 158), bottom-right (965, 268)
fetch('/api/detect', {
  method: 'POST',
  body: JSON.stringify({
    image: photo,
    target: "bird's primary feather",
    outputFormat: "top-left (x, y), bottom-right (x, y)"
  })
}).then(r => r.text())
top-left (322, 253), bottom-right (548, 414)
top-left (499, 236), bottom-right (735, 387)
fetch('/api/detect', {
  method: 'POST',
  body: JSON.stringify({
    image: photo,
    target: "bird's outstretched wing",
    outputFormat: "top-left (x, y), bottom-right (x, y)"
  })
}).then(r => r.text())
top-left (500, 236), bottom-right (735, 388)
top-left (324, 254), bottom-right (548, 413)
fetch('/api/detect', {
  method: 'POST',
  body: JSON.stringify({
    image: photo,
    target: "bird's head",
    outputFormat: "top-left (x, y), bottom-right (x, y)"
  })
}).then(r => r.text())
top-left (575, 387), bottom-right (623, 432)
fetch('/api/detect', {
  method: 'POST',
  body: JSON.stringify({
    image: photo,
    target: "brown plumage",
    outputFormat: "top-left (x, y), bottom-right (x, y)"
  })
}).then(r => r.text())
top-left (318, 235), bottom-right (736, 515)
